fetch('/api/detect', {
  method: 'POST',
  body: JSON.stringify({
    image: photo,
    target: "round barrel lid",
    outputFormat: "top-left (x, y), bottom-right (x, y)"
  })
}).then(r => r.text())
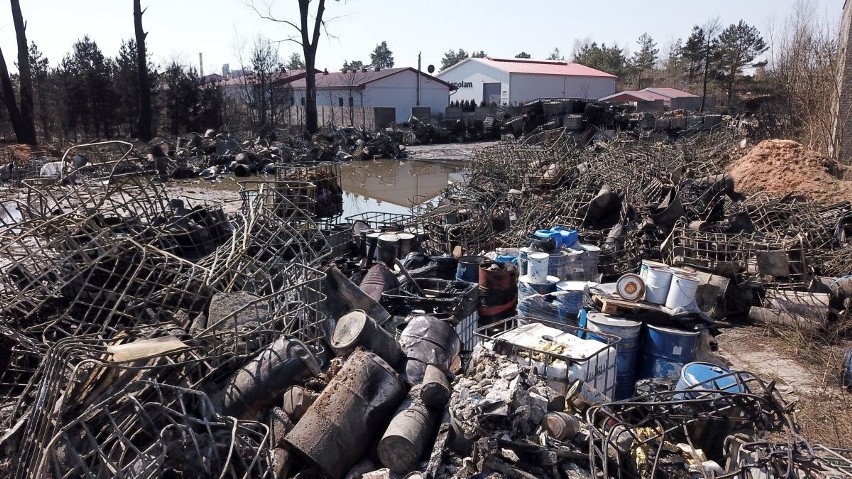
top-left (616, 273), bottom-right (645, 301)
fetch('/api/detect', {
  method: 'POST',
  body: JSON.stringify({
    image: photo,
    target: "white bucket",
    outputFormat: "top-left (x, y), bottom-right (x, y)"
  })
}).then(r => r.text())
top-left (644, 264), bottom-right (673, 305)
top-left (665, 273), bottom-right (700, 310)
top-left (639, 260), bottom-right (667, 282)
top-left (527, 252), bottom-right (550, 283)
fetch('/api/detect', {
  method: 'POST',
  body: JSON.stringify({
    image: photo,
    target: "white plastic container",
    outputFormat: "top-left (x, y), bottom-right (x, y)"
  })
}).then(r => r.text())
top-left (488, 322), bottom-right (616, 399)
top-left (527, 252), bottom-right (550, 283)
top-left (643, 263), bottom-right (673, 305)
top-left (665, 273), bottom-right (700, 310)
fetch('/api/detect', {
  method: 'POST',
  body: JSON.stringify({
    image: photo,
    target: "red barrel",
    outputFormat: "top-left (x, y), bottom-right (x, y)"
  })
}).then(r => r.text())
top-left (478, 261), bottom-right (518, 325)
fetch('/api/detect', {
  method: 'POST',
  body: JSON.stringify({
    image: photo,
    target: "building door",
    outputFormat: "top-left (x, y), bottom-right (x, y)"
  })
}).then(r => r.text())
top-left (482, 83), bottom-right (501, 106)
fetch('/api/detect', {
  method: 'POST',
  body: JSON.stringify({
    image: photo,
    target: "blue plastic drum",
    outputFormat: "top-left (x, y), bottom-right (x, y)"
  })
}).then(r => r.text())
top-left (638, 324), bottom-right (700, 380)
top-left (675, 362), bottom-right (745, 399)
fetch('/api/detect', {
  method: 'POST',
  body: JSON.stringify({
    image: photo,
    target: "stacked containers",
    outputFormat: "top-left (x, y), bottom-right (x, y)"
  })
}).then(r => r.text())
top-left (584, 312), bottom-right (641, 400)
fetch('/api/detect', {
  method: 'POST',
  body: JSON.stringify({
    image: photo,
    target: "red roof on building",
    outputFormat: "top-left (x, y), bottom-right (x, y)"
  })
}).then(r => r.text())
top-left (445, 57), bottom-right (616, 78)
top-left (643, 87), bottom-right (698, 99)
top-left (288, 67), bottom-right (455, 90)
top-left (600, 87), bottom-right (698, 102)
top-left (218, 69), bottom-right (313, 87)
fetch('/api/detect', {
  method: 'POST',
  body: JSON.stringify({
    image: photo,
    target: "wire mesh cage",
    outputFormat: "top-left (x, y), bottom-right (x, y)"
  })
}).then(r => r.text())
top-left (474, 315), bottom-right (620, 399)
top-left (664, 220), bottom-right (809, 287)
top-left (36, 380), bottom-right (272, 479)
top-left (239, 180), bottom-right (317, 219)
top-left (197, 263), bottom-right (327, 357)
top-left (585, 371), bottom-right (800, 479)
top-left (274, 162), bottom-right (343, 218)
top-left (3, 330), bottom-right (223, 476)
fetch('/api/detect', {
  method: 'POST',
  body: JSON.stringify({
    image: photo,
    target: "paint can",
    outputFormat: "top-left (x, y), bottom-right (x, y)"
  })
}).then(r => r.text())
top-left (665, 272), bottom-right (701, 311)
top-left (518, 247), bottom-right (532, 276)
top-left (640, 261), bottom-right (673, 305)
top-left (527, 252), bottom-right (550, 283)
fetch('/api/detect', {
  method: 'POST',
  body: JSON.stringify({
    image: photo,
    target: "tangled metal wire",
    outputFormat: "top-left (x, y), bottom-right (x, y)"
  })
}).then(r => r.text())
top-left (0, 141), bottom-right (334, 478)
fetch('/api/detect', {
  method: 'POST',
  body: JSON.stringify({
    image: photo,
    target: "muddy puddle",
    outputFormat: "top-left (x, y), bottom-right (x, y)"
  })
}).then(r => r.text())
top-left (182, 159), bottom-right (466, 218)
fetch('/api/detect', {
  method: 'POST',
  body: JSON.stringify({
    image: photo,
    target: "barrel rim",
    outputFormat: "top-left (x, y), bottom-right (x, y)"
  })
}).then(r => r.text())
top-left (646, 323), bottom-right (701, 336)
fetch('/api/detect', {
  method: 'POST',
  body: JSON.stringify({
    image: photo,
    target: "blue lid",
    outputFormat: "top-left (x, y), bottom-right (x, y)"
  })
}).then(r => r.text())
top-left (495, 254), bottom-right (517, 265)
top-left (678, 362), bottom-right (743, 393)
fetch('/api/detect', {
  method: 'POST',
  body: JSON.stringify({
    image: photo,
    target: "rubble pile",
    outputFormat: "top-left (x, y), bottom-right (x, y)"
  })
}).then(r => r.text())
top-left (0, 143), bottom-right (332, 476)
top-left (2, 126), bottom-right (852, 479)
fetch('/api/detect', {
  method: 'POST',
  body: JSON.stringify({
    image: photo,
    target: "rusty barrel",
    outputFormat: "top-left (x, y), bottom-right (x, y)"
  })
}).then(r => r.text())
top-left (286, 349), bottom-right (405, 479)
top-left (360, 262), bottom-right (400, 303)
top-left (332, 309), bottom-right (404, 367)
top-left (377, 393), bottom-right (438, 474)
top-left (478, 260), bottom-right (518, 325)
top-left (217, 337), bottom-right (321, 420)
top-left (398, 315), bottom-right (461, 374)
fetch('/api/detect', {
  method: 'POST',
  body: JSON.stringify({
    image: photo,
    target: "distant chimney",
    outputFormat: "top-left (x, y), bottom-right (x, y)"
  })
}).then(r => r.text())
top-left (199, 52), bottom-right (204, 77)
top-left (323, 68), bottom-right (328, 75)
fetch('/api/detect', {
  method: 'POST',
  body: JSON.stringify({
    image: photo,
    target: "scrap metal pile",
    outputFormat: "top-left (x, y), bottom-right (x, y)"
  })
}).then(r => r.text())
top-left (0, 141), bottom-right (330, 477)
top-left (428, 128), bottom-right (852, 312)
top-left (0, 130), bottom-right (851, 479)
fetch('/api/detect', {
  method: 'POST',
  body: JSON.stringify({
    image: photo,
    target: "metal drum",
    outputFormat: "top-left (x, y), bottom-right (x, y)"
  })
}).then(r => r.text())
top-left (638, 324), bottom-right (700, 380)
top-left (286, 349), bottom-right (406, 479)
top-left (585, 312), bottom-right (641, 400)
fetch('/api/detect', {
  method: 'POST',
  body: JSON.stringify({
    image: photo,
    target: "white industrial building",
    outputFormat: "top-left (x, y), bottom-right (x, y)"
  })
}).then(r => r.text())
top-left (436, 57), bottom-right (617, 106)
top-left (289, 67), bottom-right (455, 123)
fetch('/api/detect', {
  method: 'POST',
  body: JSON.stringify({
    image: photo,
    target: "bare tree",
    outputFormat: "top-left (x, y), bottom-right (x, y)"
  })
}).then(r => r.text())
top-left (249, 0), bottom-right (338, 135)
top-left (769, 0), bottom-right (843, 160)
top-left (700, 18), bottom-right (721, 112)
top-left (134, 0), bottom-right (153, 141)
top-left (3, 0), bottom-right (37, 144)
top-left (0, 47), bottom-right (27, 142)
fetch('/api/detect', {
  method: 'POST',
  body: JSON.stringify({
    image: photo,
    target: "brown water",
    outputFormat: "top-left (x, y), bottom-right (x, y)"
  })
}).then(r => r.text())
top-left (188, 159), bottom-right (467, 219)
top-left (339, 160), bottom-right (466, 218)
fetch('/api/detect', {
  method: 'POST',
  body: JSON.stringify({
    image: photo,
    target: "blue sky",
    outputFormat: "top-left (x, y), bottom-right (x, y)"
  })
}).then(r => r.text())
top-left (0, 0), bottom-right (841, 76)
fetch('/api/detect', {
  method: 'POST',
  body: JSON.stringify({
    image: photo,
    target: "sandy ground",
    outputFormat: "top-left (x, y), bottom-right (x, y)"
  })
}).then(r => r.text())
top-left (714, 324), bottom-right (852, 448)
top-left (405, 141), bottom-right (496, 161)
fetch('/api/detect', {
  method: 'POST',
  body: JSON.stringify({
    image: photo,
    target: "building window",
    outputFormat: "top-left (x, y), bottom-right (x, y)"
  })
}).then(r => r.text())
top-left (300, 96), bottom-right (305, 106)
top-left (348, 96), bottom-right (354, 107)
top-left (338, 97), bottom-right (344, 107)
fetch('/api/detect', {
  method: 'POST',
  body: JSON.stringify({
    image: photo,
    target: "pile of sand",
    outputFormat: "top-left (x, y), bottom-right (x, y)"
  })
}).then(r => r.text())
top-left (728, 139), bottom-right (852, 204)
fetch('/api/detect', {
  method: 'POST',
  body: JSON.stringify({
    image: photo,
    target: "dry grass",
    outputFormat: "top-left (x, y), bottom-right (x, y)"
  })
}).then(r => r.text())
top-left (717, 322), bottom-right (851, 448)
